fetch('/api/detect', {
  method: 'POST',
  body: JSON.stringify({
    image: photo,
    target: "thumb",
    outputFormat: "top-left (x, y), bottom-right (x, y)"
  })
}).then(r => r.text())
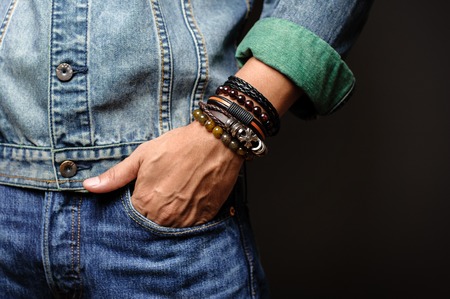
top-left (83, 156), bottom-right (140, 193)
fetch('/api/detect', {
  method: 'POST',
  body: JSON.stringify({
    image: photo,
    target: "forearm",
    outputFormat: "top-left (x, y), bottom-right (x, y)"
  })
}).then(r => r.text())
top-left (234, 57), bottom-right (301, 117)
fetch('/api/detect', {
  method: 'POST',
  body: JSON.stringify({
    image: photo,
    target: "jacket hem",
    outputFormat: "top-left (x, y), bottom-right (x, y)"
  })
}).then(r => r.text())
top-left (0, 142), bottom-right (142, 191)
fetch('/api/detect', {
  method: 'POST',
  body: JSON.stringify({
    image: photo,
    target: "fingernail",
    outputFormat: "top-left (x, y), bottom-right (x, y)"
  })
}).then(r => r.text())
top-left (84, 176), bottom-right (100, 187)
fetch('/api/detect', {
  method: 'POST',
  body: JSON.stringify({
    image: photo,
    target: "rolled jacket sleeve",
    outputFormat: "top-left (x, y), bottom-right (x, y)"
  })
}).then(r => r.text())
top-left (236, 0), bottom-right (373, 119)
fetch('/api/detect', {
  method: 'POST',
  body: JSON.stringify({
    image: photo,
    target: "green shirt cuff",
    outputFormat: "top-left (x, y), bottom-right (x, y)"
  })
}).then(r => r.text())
top-left (236, 17), bottom-right (355, 118)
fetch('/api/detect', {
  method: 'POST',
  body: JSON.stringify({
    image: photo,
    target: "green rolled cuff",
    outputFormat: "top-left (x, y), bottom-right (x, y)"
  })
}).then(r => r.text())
top-left (236, 17), bottom-right (355, 118)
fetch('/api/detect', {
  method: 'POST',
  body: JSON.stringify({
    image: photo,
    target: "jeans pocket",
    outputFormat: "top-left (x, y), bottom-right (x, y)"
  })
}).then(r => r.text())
top-left (119, 185), bottom-right (236, 237)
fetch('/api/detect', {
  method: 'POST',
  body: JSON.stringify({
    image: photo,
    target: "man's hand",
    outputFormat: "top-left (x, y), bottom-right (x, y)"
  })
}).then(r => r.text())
top-left (83, 122), bottom-right (244, 227)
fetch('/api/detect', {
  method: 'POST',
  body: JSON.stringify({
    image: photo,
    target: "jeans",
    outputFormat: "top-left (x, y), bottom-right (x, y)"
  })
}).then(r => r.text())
top-left (0, 182), bottom-right (268, 298)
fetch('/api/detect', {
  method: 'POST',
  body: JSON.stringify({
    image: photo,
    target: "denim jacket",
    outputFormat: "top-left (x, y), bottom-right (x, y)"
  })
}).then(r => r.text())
top-left (0, 0), bottom-right (372, 191)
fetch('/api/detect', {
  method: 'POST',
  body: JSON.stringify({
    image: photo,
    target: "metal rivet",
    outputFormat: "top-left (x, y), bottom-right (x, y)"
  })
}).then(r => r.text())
top-left (56, 63), bottom-right (74, 82)
top-left (59, 160), bottom-right (77, 178)
top-left (230, 206), bottom-right (236, 216)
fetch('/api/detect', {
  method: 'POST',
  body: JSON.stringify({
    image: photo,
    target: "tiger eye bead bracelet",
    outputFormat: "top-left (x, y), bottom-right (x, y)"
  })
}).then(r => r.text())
top-left (192, 108), bottom-right (250, 159)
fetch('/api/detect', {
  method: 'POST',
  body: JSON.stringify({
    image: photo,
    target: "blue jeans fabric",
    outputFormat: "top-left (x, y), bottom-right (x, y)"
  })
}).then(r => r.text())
top-left (0, 180), bottom-right (268, 298)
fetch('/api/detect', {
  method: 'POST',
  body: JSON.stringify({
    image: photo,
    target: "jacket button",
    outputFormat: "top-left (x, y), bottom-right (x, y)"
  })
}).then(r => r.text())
top-left (56, 63), bottom-right (73, 82)
top-left (59, 161), bottom-right (77, 178)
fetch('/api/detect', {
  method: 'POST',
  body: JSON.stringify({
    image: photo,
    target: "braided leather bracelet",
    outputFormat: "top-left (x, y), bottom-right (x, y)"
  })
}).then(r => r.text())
top-left (225, 76), bottom-right (280, 136)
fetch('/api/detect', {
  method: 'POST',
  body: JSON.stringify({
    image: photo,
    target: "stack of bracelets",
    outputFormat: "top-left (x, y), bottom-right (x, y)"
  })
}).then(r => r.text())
top-left (192, 76), bottom-right (280, 160)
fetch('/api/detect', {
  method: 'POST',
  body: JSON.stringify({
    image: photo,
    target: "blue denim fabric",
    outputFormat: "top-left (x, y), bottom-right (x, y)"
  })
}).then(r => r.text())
top-left (0, 0), bottom-right (250, 190)
top-left (0, 179), bottom-right (268, 298)
top-left (261, 0), bottom-right (373, 56)
top-left (0, 0), bottom-right (372, 191)
top-left (0, 1), bottom-right (372, 296)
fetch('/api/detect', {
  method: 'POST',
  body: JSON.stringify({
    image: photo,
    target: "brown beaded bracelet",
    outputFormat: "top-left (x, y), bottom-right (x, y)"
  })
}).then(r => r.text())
top-left (199, 102), bottom-right (268, 158)
top-left (192, 108), bottom-right (252, 159)
top-left (216, 85), bottom-right (276, 136)
top-left (223, 76), bottom-right (280, 136)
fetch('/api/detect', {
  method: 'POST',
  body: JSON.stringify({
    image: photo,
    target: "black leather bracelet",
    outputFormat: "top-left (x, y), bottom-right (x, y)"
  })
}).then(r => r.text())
top-left (223, 76), bottom-right (280, 136)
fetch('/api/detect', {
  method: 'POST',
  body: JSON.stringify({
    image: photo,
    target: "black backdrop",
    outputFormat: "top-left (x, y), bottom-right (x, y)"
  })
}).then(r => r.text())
top-left (247, 1), bottom-right (450, 298)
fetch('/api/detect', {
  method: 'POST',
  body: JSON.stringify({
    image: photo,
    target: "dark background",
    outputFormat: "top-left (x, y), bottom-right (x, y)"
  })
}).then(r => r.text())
top-left (247, 1), bottom-right (450, 298)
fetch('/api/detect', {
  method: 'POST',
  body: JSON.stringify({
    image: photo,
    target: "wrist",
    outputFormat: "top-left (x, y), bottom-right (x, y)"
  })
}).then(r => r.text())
top-left (187, 121), bottom-right (245, 164)
top-left (235, 57), bottom-right (302, 116)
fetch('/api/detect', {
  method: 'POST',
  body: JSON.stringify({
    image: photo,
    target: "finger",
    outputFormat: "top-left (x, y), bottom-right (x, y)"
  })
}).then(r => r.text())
top-left (83, 155), bottom-right (140, 193)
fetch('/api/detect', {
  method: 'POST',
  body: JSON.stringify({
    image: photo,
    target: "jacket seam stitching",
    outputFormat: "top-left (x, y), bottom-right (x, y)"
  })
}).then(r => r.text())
top-left (150, 0), bottom-right (173, 134)
top-left (0, 173), bottom-right (83, 184)
top-left (182, 0), bottom-right (210, 115)
top-left (0, 0), bottom-right (17, 46)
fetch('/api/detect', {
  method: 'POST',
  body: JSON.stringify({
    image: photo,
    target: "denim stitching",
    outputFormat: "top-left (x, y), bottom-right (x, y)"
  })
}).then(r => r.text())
top-left (235, 192), bottom-right (257, 297)
top-left (76, 195), bottom-right (83, 297)
top-left (48, 0), bottom-right (91, 183)
top-left (0, 143), bottom-right (52, 150)
top-left (48, 0), bottom-right (58, 188)
top-left (150, 0), bottom-right (173, 134)
top-left (48, 0), bottom-right (57, 150)
top-left (0, 173), bottom-right (84, 184)
top-left (0, 139), bottom-right (142, 150)
top-left (120, 189), bottom-right (231, 236)
top-left (181, 0), bottom-right (209, 114)
top-left (84, 0), bottom-right (93, 146)
top-left (0, 173), bottom-right (57, 183)
top-left (42, 191), bottom-right (59, 297)
top-left (0, 142), bottom-right (143, 189)
top-left (0, 0), bottom-right (16, 46)
top-left (71, 199), bottom-right (76, 275)
top-left (70, 195), bottom-right (83, 298)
